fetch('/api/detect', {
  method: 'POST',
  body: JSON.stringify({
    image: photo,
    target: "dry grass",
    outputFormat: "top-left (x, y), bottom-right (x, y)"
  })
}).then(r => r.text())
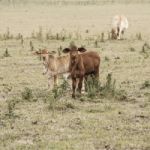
top-left (0, 3), bottom-right (150, 150)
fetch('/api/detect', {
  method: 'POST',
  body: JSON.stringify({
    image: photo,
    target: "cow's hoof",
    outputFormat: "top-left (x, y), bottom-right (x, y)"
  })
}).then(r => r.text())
top-left (72, 94), bottom-right (75, 99)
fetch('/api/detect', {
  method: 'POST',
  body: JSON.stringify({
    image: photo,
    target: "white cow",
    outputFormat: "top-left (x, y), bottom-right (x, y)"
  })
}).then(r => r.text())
top-left (111, 15), bottom-right (129, 40)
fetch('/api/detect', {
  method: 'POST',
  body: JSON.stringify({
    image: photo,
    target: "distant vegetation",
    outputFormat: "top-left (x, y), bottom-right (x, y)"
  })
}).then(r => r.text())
top-left (0, 0), bottom-right (150, 5)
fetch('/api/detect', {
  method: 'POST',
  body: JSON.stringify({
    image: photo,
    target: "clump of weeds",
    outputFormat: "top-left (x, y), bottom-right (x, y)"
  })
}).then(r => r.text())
top-left (3, 48), bottom-right (11, 57)
top-left (5, 98), bottom-right (20, 119)
top-left (85, 73), bottom-right (128, 101)
top-left (45, 78), bottom-right (73, 113)
top-left (141, 80), bottom-right (150, 89)
top-left (136, 32), bottom-right (142, 40)
top-left (141, 42), bottom-right (150, 58)
top-left (21, 87), bottom-right (33, 101)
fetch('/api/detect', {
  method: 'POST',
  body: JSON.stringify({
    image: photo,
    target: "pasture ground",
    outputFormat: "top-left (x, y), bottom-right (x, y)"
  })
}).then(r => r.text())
top-left (0, 3), bottom-right (150, 150)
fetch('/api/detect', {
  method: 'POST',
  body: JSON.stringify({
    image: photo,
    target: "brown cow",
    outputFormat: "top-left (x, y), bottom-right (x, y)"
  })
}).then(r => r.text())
top-left (34, 49), bottom-right (70, 89)
top-left (63, 45), bottom-right (100, 98)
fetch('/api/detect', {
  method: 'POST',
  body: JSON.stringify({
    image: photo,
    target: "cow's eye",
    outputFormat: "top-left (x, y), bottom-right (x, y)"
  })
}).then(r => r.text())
top-left (42, 57), bottom-right (45, 61)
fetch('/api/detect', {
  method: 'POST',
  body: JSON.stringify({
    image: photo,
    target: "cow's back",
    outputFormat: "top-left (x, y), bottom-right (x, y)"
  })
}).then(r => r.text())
top-left (112, 15), bottom-right (128, 29)
top-left (120, 15), bottom-right (128, 29)
top-left (81, 51), bottom-right (100, 74)
top-left (56, 55), bottom-right (70, 74)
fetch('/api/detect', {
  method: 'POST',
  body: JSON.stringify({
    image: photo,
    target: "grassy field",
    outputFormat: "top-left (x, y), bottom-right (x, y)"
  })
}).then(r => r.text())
top-left (0, 3), bottom-right (150, 150)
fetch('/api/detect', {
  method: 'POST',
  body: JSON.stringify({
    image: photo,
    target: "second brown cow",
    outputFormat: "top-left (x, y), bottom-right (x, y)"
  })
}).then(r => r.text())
top-left (63, 45), bottom-right (100, 98)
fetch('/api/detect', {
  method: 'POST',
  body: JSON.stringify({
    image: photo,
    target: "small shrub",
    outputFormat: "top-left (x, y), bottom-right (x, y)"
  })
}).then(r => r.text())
top-left (142, 42), bottom-right (150, 52)
top-left (141, 42), bottom-right (150, 58)
top-left (31, 31), bottom-right (36, 39)
top-left (65, 102), bottom-right (75, 109)
top-left (75, 31), bottom-right (81, 40)
top-left (21, 36), bottom-right (24, 45)
top-left (141, 81), bottom-right (150, 89)
top-left (103, 73), bottom-right (116, 96)
top-left (6, 98), bottom-right (19, 118)
top-left (6, 28), bottom-right (10, 39)
top-left (3, 28), bottom-right (13, 40)
top-left (52, 78), bottom-right (70, 99)
top-left (145, 42), bottom-right (150, 49)
top-left (56, 33), bottom-right (59, 40)
top-left (100, 74), bottom-right (128, 101)
top-left (85, 75), bottom-right (101, 98)
top-left (57, 46), bottom-right (62, 56)
top-left (104, 56), bottom-right (109, 61)
top-left (53, 101), bottom-right (76, 112)
top-left (130, 47), bottom-right (135, 52)
top-left (16, 33), bottom-right (22, 40)
top-left (47, 78), bottom-right (70, 111)
top-left (29, 41), bottom-right (34, 51)
top-left (94, 40), bottom-right (98, 48)
top-left (114, 90), bottom-right (128, 101)
top-left (85, 29), bottom-right (89, 33)
top-left (3, 48), bottom-right (10, 57)
top-left (7, 100), bottom-right (16, 118)
top-left (85, 73), bottom-right (128, 101)
top-left (107, 32), bottom-right (111, 40)
top-left (68, 33), bottom-right (72, 39)
top-left (46, 32), bottom-right (50, 40)
top-left (60, 77), bottom-right (70, 91)
top-left (62, 36), bottom-right (65, 41)
top-left (46, 31), bottom-right (53, 40)
top-left (136, 33), bottom-right (142, 40)
top-left (21, 87), bottom-right (33, 101)
top-left (100, 32), bottom-right (105, 42)
top-left (36, 26), bottom-right (43, 41)
top-left (47, 92), bottom-right (56, 112)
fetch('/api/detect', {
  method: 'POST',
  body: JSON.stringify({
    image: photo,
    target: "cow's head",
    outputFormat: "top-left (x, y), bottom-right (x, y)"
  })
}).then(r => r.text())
top-left (63, 46), bottom-right (86, 64)
top-left (34, 49), bottom-right (56, 75)
top-left (34, 49), bottom-right (49, 61)
top-left (34, 49), bottom-right (56, 62)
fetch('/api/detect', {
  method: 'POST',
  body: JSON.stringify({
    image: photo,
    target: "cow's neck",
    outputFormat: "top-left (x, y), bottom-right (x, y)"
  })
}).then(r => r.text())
top-left (47, 55), bottom-right (56, 71)
top-left (70, 55), bottom-right (84, 72)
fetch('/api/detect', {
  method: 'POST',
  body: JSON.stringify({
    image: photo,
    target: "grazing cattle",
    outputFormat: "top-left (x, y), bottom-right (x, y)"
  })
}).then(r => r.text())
top-left (35, 49), bottom-right (70, 89)
top-left (111, 15), bottom-right (129, 40)
top-left (63, 45), bottom-right (100, 98)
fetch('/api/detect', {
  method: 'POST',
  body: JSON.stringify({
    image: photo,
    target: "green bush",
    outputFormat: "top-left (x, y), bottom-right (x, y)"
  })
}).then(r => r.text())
top-left (21, 87), bottom-right (33, 101)
top-left (85, 73), bottom-right (128, 101)
top-left (141, 80), bottom-right (150, 89)
top-left (3, 48), bottom-right (10, 57)
top-left (6, 98), bottom-right (19, 118)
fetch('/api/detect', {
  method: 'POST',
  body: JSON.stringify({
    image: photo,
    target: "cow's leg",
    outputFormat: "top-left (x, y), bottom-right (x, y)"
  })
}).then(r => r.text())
top-left (43, 65), bottom-right (48, 75)
top-left (78, 77), bottom-right (84, 94)
top-left (84, 75), bottom-right (88, 92)
top-left (48, 77), bottom-right (51, 89)
top-left (118, 27), bottom-right (125, 40)
top-left (82, 78), bottom-right (85, 93)
top-left (72, 78), bottom-right (77, 98)
top-left (117, 27), bottom-right (121, 40)
top-left (53, 75), bottom-right (58, 87)
top-left (121, 29), bottom-right (125, 39)
top-left (47, 71), bottom-right (53, 89)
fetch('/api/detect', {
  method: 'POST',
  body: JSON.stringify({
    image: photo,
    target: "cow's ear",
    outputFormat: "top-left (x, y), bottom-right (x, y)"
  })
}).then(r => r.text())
top-left (33, 51), bottom-right (41, 55)
top-left (63, 48), bottom-right (70, 53)
top-left (49, 51), bottom-right (57, 54)
top-left (78, 47), bottom-right (87, 53)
